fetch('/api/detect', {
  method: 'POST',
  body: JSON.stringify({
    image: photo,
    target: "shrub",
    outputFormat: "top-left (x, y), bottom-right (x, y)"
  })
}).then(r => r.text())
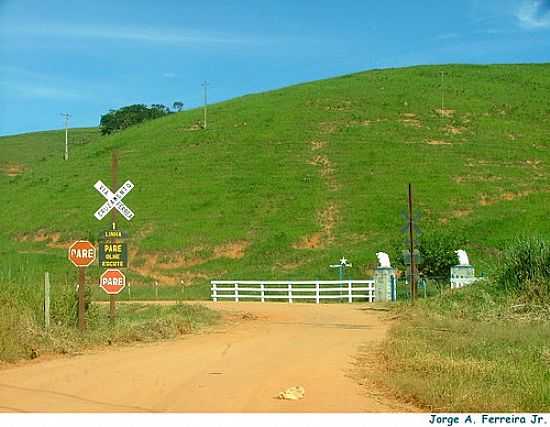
top-left (495, 236), bottom-right (550, 300)
top-left (389, 230), bottom-right (465, 280)
top-left (0, 301), bottom-right (39, 361)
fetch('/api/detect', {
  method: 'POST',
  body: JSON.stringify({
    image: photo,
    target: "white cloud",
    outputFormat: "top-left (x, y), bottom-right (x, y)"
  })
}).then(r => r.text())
top-left (162, 72), bottom-right (177, 78)
top-left (516, 0), bottom-right (550, 29)
top-left (436, 33), bottom-right (460, 40)
top-left (2, 23), bottom-right (261, 47)
top-left (0, 81), bottom-right (82, 100)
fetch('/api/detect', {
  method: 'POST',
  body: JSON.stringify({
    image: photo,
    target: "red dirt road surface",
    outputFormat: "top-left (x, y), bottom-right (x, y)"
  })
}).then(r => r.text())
top-left (0, 302), bottom-right (417, 412)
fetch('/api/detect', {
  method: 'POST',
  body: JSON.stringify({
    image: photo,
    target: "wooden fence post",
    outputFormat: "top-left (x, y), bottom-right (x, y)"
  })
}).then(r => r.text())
top-left (212, 283), bottom-right (217, 302)
top-left (44, 272), bottom-right (50, 330)
top-left (234, 283), bottom-right (239, 302)
top-left (369, 281), bottom-right (374, 302)
top-left (348, 280), bottom-right (353, 303)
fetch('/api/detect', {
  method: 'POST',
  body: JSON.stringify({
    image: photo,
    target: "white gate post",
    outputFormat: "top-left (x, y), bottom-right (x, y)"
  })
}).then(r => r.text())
top-left (288, 282), bottom-right (293, 303)
top-left (348, 280), bottom-right (353, 303)
top-left (234, 283), bottom-right (239, 302)
top-left (315, 282), bottom-right (320, 304)
top-left (212, 283), bottom-right (218, 302)
top-left (260, 283), bottom-right (265, 303)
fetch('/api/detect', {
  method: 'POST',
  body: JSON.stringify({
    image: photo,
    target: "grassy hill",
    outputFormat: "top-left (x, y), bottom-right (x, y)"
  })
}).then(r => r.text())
top-left (1, 64), bottom-right (549, 298)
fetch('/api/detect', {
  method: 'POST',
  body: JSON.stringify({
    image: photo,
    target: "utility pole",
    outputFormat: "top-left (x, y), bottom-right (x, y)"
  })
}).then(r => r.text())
top-left (61, 112), bottom-right (71, 160)
top-left (440, 71), bottom-right (445, 118)
top-left (201, 80), bottom-right (208, 129)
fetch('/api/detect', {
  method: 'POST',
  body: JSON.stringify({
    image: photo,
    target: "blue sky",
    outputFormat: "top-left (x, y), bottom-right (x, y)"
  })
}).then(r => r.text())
top-left (1, 0), bottom-right (549, 136)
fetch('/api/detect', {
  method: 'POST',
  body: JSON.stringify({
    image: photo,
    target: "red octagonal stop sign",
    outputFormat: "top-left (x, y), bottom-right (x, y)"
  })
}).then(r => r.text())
top-left (68, 240), bottom-right (96, 267)
top-left (100, 269), bottom-right (126, 295)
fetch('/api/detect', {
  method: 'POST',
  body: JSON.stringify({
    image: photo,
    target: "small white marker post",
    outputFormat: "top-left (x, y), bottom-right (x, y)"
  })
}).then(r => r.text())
top-left (44, 272), bottom-right (50, 330)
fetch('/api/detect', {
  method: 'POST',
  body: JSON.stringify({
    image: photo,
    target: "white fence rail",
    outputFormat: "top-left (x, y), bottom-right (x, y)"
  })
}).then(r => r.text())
top-left (210, 280), bottom-right (375, 303)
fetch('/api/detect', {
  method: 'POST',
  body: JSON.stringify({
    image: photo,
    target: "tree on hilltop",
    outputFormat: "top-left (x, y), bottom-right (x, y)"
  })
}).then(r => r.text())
top-left (99, 103), bottom-right (172, 135)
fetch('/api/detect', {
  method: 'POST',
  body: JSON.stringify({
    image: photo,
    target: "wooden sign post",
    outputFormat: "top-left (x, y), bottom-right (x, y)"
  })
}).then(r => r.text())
top-left (94, 151), bottom-right (134, 323)
top-left (68, 240), bottom-right (96, 331)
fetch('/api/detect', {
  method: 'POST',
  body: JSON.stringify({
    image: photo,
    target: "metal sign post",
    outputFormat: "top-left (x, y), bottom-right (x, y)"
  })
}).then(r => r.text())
top-left (330, 257), bottom-right (352, 299)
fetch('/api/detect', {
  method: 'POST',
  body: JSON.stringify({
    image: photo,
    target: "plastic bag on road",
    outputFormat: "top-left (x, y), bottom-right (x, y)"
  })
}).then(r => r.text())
top-left (278, 386), bottom-right (305, 400)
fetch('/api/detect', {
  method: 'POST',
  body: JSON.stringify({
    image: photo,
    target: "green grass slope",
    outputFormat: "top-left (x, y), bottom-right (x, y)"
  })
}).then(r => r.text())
top-left (1, 64), bottom-right (549, 298)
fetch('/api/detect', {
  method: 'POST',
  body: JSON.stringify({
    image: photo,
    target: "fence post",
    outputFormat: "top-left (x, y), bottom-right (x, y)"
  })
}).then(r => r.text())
top-left (369, 281), bottom-right (374, 302)
top-left (288, 282), bottom-right (292, 303)
top-left (155, 281), bottom-right (159, 300)
top-left (348, 280), bottom-right (353, 303)
top-left (315, 282), bottom-right (320, 304)
top-left (212, 282), bottom-right (217, 302)
top-left (44, 272), bottom-right (50, 330)
top-left (260, 283), bottom-right (265, 303)
top-left (234, 283), bottom-right (239, 302)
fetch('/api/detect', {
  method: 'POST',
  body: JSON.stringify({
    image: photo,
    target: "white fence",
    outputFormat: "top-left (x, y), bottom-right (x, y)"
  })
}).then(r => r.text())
top-left (210, 280), bottom-right (375, 303)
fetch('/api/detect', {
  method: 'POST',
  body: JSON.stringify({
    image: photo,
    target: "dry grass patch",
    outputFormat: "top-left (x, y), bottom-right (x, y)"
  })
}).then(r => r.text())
top-left (383, 303), bottom-right (550, 411)
top-left (213, 240), bottom-right (249, 259)
top-left (293, 203), bottom-right (339, 250)
top-left (309, 140), bottom-right (327, 151)
top-left (319, 121), bottom-right (339, 134)
top-left (309, 154), bottom-right (339, 191)
top-left (400, 113), bottom-right (422, 128)
top-left (16, 230), bottom-right (68, 249)
top-left (293, 233), bottom-right (322, 249)
top-left (444, 125), bottom-right (466, 135)
top-left (130, 240), bottom-right (249, 284)
top-left (452, 209), bottom-right (473, 218)
top-left (426, 140), bottom-right (452, 146)
top-left (479, 190), bottom-right (532, 206)
top-left (435, 108), bottom-right (455, 117)
top-left (1, 163), bottom-right (26, 177)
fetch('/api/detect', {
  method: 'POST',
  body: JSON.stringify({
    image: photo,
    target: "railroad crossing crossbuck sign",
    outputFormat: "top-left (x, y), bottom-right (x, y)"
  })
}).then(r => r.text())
top-left (94, 180), bottom-right (135, 221)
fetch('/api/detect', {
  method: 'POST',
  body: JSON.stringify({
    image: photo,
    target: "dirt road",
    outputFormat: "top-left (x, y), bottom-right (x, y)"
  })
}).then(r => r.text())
top-left (0, 302), bottom-right (415, 412)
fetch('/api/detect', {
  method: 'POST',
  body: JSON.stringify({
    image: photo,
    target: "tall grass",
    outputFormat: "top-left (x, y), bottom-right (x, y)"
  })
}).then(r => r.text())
top-left (0, 262), bottom-right (219, 362)
top-left (380, 236), bottom-right (550, 411)
top-left (495, 236), bottom-right (550, 302)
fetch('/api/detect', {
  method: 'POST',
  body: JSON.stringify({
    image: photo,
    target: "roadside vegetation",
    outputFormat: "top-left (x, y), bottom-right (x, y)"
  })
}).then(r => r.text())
top-left (382, 236), bottom-right (550, 411)
top-left (0, 266), bottom-right (219, 362)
